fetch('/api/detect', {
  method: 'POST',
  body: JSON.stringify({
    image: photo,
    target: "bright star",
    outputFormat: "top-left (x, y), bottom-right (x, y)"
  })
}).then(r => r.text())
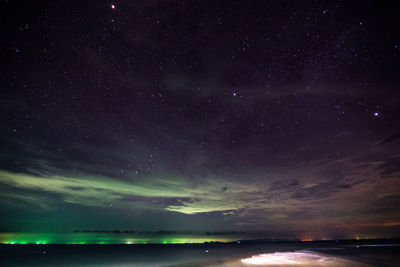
top-left (373, 112), bottom-right (379, 117)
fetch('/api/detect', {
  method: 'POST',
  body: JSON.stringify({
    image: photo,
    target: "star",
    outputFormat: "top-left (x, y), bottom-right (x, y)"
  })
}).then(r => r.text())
top-left (373, 112), bottom-right (379, 117)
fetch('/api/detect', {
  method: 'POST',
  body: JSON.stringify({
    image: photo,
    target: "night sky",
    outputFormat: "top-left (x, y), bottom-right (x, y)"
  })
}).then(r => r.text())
top-left (1, 0), bottom-right (400, 240)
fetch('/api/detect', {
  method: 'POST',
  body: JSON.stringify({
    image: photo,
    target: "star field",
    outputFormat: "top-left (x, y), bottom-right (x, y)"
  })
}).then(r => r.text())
top-left (0, 0), bottom-right (400, 240)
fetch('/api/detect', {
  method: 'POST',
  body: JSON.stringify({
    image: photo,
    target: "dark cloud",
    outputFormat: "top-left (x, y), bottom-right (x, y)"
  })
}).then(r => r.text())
top-left (379, 133), bottom-right (400, 145)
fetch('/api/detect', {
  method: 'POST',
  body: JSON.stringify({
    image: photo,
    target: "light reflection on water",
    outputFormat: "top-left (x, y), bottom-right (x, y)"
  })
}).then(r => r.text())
top-left (241, 251), bottom-right (332, 265)
top-left (240, 251), bottom-right (369, 266)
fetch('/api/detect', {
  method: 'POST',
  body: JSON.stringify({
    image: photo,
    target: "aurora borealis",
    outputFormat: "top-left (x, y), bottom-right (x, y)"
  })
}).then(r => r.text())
top-left (1, 0), bottom-right (400, 244)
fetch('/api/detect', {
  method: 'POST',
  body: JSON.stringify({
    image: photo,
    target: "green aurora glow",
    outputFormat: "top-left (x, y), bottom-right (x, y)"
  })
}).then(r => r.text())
top-left (0, 232), bottom-right (232, 245)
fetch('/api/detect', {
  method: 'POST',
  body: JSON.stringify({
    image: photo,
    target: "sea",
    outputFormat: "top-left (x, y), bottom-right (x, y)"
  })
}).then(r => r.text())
top-left (1, 240), bottom-right (399, 266)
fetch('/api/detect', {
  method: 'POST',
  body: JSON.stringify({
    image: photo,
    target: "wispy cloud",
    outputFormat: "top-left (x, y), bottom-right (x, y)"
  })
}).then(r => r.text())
top-left (0, 170), bottom-right (257, 213)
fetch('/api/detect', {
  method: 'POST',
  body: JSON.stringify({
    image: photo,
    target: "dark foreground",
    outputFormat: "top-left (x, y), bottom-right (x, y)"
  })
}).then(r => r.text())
top-left (1, 240), bottom-right (399, 266)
